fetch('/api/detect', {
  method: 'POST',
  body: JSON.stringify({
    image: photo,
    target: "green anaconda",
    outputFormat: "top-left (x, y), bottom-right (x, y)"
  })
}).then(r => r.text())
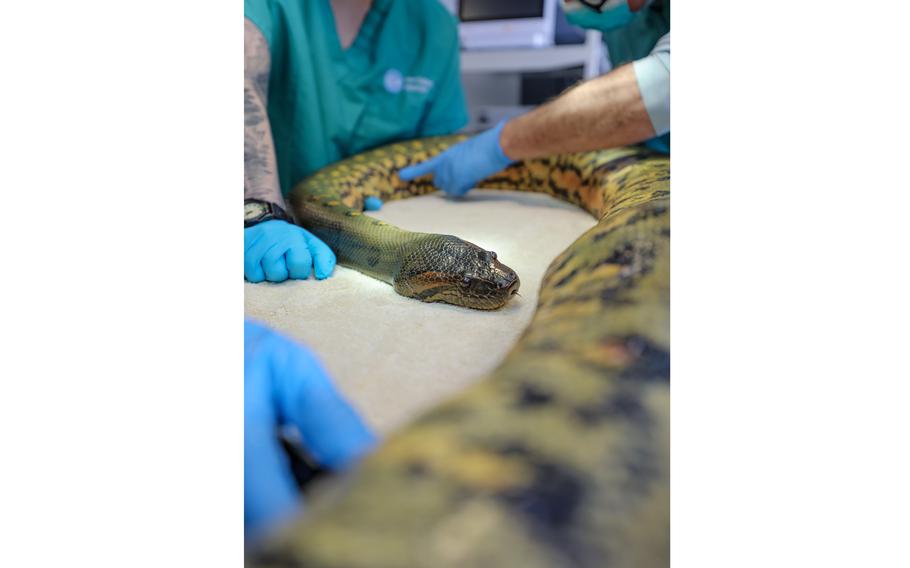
top-left (256, 138), bottom-right (670, 567)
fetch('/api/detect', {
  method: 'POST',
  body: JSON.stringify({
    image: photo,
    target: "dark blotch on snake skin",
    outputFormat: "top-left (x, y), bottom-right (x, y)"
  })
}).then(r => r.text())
top-left (502, 465), bottom-right (584, 526)
top-left (533, 338), bottom-right (563, 352)
top-left (548, 245), bottom-right (656, 307)
top-left (621, 446), bottom-right (661, 495)
top-left (624, 203), bottom-right (669, 225)
top-left (592, 229), bottom-right (611, 243)
top-left (592, 240), bottom-right (655, 270)
top-left (515, 383), bottom-right (554, 407)
top-left (406, 461), bottom-right (430, 477)
top-left (413, 285), bottom-right (448, 301)
top-left (573, 389), bottom-right (646, 427)
top-left (250, 548), bottom-right (301, 568)
top-left (498, 461), bottom-right (588, 565)
top-left (617, 337), bottom-right (670, 382)
top-left (597, 248), bottom-right (658, 306)
top-left (553, 267), bottom-right (581, 289)
top-left (550, 238), bottom-right (656, 292)
top-left (545, 174), bottom-right (575, 204)
top-left (496, 442), bottom-right (533, 458)
top-left (591, 154), bottom-right (642, 176)
top-left (548, 290), bottom-right (634, 309)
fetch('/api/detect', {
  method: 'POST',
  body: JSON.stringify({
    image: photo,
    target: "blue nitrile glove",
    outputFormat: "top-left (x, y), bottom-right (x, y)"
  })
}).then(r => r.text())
top-left (363, 196), bottom-right (383, 211)
top-left (245, 319), bottom-right (376, 540)
top-left (399, 120), bottom-right (514, 197)
top-left (244, 220), bottom-right (336, 282)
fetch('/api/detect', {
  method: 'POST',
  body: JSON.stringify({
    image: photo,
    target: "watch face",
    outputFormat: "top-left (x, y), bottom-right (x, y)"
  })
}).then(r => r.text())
top-left (245, 202), bottom-right (268, 221)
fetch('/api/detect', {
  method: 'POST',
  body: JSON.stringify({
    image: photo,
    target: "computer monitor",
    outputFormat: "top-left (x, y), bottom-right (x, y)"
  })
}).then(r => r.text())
top-left (458, 0), bottom-right (558, 50)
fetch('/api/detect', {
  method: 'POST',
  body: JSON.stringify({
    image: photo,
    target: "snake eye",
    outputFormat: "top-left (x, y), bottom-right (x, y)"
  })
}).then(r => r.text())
top-left (461, 276), bottom-right (472, 287)
top-left (490, 251), bottom-right (497, 260)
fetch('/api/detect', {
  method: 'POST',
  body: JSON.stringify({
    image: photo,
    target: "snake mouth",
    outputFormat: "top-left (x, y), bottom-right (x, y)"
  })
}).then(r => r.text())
top-left (453, 277), bottom-right (520, 310)
top-left (501, 270), bottom-right (520, 296)
top-left (434, 272), bottom-right (520, 310)
top-left (477, 273), bottom-right (520, 309)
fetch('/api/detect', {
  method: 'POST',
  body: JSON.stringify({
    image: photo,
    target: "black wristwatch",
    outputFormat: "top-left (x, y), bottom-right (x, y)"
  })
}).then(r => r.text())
top-left (244, 198), bottom-right (292, 228)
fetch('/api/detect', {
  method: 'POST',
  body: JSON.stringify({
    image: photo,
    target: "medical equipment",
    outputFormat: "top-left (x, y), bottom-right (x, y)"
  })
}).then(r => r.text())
top-left (457, 0), bottom-right (559, 49)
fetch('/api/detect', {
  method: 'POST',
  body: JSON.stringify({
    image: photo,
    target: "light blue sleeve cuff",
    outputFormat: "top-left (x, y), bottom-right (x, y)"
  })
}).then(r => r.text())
top-left (633, 32), bottom-right (671, 137)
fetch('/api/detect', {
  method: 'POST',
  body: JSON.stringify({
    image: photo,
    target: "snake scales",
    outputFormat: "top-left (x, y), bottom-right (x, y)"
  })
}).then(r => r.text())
top-left (255, 137), bottom-right (670, 567)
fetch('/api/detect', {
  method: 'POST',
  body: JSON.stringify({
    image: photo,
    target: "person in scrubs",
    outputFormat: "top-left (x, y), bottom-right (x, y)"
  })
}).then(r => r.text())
top-left (244, 0), bottom-right (468, 283)
top-left (400, 0), bottom-right (669, 197)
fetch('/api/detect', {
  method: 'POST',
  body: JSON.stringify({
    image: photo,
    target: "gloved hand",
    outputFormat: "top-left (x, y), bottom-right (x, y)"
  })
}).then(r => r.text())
top-left (244, 220), bottom-right (336, 282)
top-left (363, 196), bottom-right (383, 211)
top-left (245, 319), bottom-right (376, 540)
top-left (399, 120), bottom-right (514, 197)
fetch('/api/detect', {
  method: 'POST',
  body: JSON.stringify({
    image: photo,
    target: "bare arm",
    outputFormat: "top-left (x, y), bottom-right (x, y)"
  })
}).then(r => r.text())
top-left (244, 18), bottom-right (284, 207)
top-left (500, 64), bottom-right (656, 160)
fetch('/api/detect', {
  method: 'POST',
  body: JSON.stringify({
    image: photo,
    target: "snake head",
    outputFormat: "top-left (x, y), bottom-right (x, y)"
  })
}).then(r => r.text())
top-left (394, 235), bottom-right (520, 310)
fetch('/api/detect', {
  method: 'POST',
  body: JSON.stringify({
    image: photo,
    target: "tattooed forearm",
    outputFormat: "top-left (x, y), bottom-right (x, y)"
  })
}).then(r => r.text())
top-left (244, 18), bottom-right (284, 206)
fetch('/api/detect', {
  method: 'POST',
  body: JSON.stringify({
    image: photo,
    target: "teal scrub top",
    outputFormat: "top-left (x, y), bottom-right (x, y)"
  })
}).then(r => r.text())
top-left (244, 0), bottom-right (469, 195)
top-left (602, 0), bottom-right (669, 69)
top-left (602, 0), bottom-right (670, 153)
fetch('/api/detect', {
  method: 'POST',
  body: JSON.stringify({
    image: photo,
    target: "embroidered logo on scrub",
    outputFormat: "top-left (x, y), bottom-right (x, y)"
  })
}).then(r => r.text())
top-left (383, 69), bottom-right (403, 93)
top-left (384, 68), bottom-right (434, 95)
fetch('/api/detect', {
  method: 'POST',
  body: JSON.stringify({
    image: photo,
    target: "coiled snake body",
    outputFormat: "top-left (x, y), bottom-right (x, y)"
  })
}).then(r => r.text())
top-left (257, 138), bottom-right (670, 567)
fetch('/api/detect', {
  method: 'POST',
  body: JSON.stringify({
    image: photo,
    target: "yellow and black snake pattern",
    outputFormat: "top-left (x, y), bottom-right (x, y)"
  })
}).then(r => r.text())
top-left (255, 137), bottom-right (670, 567)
